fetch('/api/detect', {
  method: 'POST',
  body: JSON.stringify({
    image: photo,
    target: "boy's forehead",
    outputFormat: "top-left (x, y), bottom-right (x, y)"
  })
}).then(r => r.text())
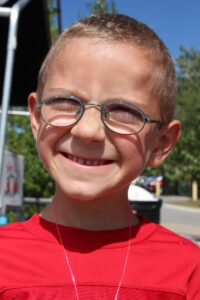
top-left (43, 38), bottom-right (157, 105)
top-left (50, 38), bottom-right (153, 81)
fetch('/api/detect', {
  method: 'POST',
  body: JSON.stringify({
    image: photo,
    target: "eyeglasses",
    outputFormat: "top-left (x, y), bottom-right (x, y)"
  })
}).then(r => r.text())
top-left (36, 95), bottom-right (162, 135)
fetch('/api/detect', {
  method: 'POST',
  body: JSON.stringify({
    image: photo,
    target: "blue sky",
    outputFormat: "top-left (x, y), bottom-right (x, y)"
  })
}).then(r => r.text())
top-left (60, 0), bottom-right (200, 60)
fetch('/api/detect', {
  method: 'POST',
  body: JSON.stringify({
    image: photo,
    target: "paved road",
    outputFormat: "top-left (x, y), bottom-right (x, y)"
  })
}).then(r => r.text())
top-left (160, 202), bottom-right (200, 240)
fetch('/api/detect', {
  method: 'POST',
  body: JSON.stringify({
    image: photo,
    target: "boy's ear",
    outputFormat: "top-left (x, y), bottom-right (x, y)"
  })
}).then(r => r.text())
top-left (147, 120), bottom-right (181, 168)
top-left (28, 92), bottom-right (40, 140)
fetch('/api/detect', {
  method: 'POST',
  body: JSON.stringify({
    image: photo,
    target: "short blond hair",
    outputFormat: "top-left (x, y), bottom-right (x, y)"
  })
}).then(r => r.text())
top-left (37, 14), bottom-right (176, 124)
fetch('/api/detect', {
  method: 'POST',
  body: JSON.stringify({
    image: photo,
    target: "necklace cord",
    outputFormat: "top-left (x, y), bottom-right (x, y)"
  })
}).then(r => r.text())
top-left (114, 222), bottom-right (132, 300)
top-left (53, 209), bottom-right (80, 300)
top-left (51, 204), bottom-right (132, 300)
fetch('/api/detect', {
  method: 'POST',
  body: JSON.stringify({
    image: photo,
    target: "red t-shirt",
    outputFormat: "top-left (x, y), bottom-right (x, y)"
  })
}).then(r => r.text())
top-left (0, 213), bottom-right (199, 299)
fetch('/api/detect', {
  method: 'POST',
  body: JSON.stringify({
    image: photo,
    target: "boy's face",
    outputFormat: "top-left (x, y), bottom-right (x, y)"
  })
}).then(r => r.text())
top-left (29, 38), bottom-right (180, 201)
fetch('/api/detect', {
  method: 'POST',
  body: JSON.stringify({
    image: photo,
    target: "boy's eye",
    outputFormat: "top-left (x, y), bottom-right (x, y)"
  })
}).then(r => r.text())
top-left (45, 98), bottom-right (80, 113)
top-left (108, 106), bottom-right (143, 125)
top-left (41, 97), bottom-right (83, 127)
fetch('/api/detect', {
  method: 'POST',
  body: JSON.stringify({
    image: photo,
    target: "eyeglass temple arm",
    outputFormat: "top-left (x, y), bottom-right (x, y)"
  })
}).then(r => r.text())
top-left (145, 116), bottom-right (163, 126)
top-left (35, 103), bottom-right (42, 109)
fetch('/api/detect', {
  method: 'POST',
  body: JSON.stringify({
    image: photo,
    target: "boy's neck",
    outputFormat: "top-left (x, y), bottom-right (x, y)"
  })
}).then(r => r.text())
top-left (41, 193), bottom-right (139, 231)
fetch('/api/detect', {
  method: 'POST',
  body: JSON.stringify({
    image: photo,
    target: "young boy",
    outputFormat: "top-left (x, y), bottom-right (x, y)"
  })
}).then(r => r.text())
top-left (0, 13), bottom-right (199, 300)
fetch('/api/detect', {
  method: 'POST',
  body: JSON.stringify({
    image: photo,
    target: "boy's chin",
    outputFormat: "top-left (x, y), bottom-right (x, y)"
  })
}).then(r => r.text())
top-left (54, 183), bottom-right (121, 203)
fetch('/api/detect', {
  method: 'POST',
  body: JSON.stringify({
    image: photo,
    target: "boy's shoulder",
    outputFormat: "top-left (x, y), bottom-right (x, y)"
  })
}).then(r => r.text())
top-left (0, 218), bottom-right (27, 237)
top-left (0, 217), bottom-right (33, 246)
top-left (156, 221), bottom-right (199, 246)
top-left (144, 219), bottom-right (200, 259)
top-left (0, 213), bottom-right (49, 248)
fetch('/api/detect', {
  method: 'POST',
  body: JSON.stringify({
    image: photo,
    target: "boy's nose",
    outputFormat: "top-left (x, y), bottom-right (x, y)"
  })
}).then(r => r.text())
top-left (70, 108), bottom-right (106, 144)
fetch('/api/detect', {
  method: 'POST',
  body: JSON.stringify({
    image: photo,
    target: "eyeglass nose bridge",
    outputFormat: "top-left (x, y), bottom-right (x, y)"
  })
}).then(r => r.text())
top-left (83, 102), bottom-right (102, 109)
top-left (82, 102), bottom-right (109, 120)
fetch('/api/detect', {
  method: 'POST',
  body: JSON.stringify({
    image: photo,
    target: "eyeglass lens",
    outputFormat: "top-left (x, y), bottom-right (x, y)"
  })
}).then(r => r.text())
top-left (42, 97), bottom-right (82, 127)
top-left (103, 103), bottom-right (144, 134)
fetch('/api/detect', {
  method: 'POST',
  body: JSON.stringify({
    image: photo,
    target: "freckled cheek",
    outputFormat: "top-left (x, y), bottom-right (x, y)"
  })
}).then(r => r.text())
top-left (35, 129), bottom-right (58, 166)
top-left (36, 124), bottom-right (69, 148)
top-left (117, 136), bottom-right (149, 167)
top-left (35, 138), bottom-right (50, 164)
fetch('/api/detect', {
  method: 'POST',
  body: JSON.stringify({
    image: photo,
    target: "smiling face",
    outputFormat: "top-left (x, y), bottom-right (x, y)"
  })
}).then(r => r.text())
top-left (29, 38), bottom-right (180, 203)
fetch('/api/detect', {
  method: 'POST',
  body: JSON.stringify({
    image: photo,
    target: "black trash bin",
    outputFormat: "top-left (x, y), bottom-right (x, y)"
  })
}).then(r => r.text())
top-left (129, 199), bottom-right (163, 224)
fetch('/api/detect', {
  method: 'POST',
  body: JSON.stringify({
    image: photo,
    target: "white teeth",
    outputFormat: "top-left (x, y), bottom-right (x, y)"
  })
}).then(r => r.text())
top-left (85, 160), bottom-right (92, 166)
top-left (77, 158), bottom-right (84, 165)
top-left (67, 154), bottom-right (106, 166)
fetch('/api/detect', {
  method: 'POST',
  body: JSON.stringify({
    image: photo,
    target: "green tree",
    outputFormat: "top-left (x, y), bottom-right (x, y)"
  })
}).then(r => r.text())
top-left (86, 0), bottom-right (117, 14)
top-left (156, 47), bottom-right (200, 194)
top-left (175, 47), bottom-right (200, 182)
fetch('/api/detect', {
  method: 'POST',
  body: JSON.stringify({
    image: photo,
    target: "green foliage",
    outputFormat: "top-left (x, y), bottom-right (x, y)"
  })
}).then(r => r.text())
top-left (86, 0), bottom-right (117, 14)
top-left (6, 204), bottom-right (48, 223)
top-left (155, 47), bottom-right (200, 187)
top-left (175, 47), bottom-right (200, 182)
top-left (7, 114), bottom-right (54, 198)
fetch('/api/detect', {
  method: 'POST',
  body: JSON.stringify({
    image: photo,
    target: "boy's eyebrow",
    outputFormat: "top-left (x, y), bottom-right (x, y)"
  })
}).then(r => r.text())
top-left (103, 95), bottom-right (152, 113)
top-left (107, 96), bottom-right (149, 110)
top-left (45, 87), bottom-right (75, 96)
top-left (45, 88), bottom-right (150, 111)
top-left (45, 88), bottom-right (89, 101)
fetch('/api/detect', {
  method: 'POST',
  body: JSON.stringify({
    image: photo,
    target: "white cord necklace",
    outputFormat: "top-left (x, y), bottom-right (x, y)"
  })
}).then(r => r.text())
top-left (51, 207), bottom-right (132, 300)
